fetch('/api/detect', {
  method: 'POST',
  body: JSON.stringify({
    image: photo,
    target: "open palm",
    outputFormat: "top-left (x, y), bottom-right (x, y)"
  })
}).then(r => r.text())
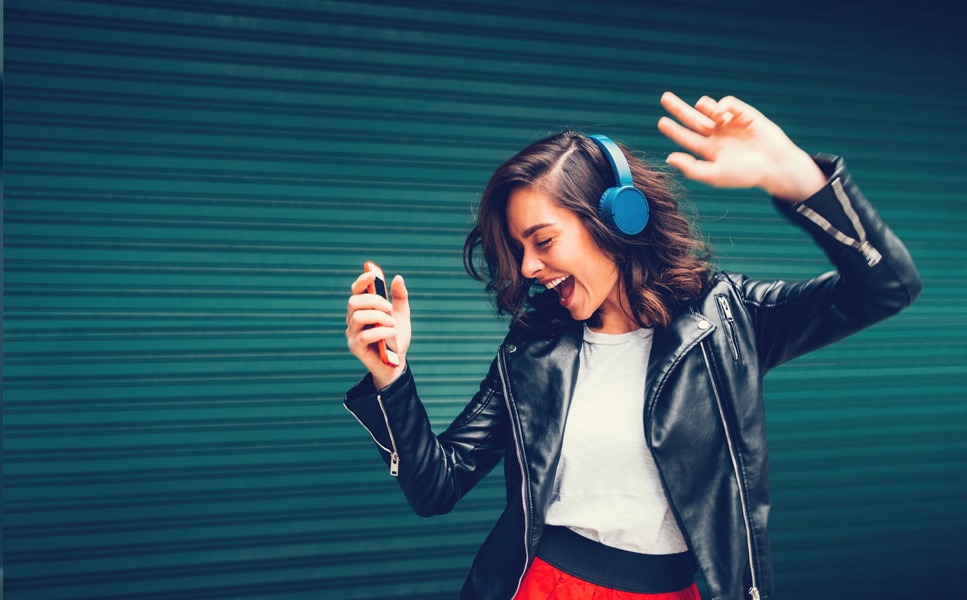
top-left (658, 92), bottom-right (826, 202)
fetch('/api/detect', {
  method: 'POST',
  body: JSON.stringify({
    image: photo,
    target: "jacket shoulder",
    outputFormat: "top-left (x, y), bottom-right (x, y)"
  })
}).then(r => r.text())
top-left (692, 271), bottom-right (750, 306)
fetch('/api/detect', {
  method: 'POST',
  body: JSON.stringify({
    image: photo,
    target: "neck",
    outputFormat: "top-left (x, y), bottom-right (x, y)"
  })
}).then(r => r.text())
top-left (590, 283), bottom-right (641, 334)
top-left (589, 308), bottom-right (640, 334)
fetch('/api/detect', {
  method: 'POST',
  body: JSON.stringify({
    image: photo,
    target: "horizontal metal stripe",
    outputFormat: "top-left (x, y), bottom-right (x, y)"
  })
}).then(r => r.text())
top-left (4, 498), bottom-right (499, 537)
top-left (2, 120), bottom-right (549, 161)
top-left (3, 164), bottom-right (489, 191)
top-left (7, 36), bottom-right (959, 106)
top-left (2, 318), bottom-right (501, 333)
top-left (6, 572), bottom-right (470, 600)
top-left (6, 1), bottom-right (901, 61)
top-left (3, 138), bottom-right (507, 171)
top-left (8, 2), bottom-right (954, 82)
top-left (3, 354), bottom-right (492, 371)
top-left (2, 285), bottom-right (468, 297)
top-left (3, 553), bottom-right (472, 593)
top-left (0, 61), bottom-right (665, 122)
top-left (1, 261), bottom-right (473, 277)
top-left (10, 35), bottom-right (809, 95)
top-left (7, 330), bottom-right (474, 344)
top-left (3, 457), bottom-right (426, 486)
top-left (9, 88), bottom-right (962, 152)
top-left (2, 92), bottom-right (607, 139)
top-left (1, 366), bottom-right (489, 387)
top-left (8, 140), bottom-right (967, 184)
top-left (3, 346), bottom-right (950, 367)
top-left (5, 521), bottom-right (494, 565)
top-left (1, 240), bottom-right (475, 261)
top-left (6, 72), bottom-right (955, 140)
top-left (3, 212), bottom-right (473, 232)
top-left (4, 478), bottom-right (503, 517)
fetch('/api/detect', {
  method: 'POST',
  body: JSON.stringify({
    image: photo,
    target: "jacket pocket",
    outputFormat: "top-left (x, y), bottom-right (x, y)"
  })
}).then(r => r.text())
top-left (715, 294), bottom-right (743, 363)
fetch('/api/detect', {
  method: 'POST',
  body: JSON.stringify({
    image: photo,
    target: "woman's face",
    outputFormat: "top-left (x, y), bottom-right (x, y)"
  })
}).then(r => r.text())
top-left (505, 186), bottom-right (635, 333)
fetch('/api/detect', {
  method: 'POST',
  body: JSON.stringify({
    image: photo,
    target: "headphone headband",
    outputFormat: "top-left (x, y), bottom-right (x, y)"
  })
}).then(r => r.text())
top-left (587, 134), bottom-right (650, 236)
top-left (589, 134), bottom-right (636, 188)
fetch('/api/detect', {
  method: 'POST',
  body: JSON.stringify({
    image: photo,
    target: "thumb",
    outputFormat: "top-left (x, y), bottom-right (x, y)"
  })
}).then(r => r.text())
top-left (390, 274), bottom-right (409, 316)
top-left (390, 274), bottom-right (412, 357)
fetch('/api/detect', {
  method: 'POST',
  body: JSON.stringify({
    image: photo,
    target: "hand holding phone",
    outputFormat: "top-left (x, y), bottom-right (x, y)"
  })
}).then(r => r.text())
top-left (362, 261), bottom-right (401, 367)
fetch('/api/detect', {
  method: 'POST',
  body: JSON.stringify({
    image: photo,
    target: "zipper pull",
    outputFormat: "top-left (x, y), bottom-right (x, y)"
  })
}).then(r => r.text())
top-left (389, 452), bottom-right (400, 477)
top-left (748, 586), bottom-right (760, 600)
top-left (717, 296), bottom-right (735, 322)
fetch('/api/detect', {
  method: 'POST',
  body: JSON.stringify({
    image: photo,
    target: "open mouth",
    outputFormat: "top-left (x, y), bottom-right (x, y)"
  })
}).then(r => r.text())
top-left (545, 275), bottom-right (575, 306)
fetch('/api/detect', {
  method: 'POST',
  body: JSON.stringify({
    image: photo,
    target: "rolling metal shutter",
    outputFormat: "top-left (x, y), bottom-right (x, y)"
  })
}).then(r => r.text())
top-left (4, 1), bottom-right (965, 598)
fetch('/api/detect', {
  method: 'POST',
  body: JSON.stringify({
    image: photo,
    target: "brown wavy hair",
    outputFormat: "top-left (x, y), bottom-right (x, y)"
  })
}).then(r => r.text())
top-left (463, 131), bottom-right (712, 331)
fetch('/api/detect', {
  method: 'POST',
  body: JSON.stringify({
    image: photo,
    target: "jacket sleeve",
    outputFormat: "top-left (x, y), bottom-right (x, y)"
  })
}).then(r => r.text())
top-left (343, 358), bottom-right (511, 517)
top-left (734, 154), bottom-right (922, 370)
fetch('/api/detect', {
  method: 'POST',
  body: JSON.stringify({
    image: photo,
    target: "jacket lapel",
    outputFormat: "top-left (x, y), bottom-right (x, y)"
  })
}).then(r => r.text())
top-left (500, 321), bottom-right (582, 543)
top-left (645, 311), bottom-right (716, 418)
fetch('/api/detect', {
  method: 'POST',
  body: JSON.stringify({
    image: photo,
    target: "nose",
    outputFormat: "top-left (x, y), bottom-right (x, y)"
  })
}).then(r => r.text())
top-left (520, 247), bottom-right (543, 280)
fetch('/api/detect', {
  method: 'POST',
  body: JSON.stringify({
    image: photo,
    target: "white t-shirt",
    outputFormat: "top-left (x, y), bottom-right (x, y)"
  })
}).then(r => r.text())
top-left (544, 324), bottom-right (689, 554)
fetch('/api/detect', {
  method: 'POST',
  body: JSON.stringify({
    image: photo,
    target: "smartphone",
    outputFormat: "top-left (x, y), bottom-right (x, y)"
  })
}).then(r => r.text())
top-left (363, 261), bottom-right (401, 367)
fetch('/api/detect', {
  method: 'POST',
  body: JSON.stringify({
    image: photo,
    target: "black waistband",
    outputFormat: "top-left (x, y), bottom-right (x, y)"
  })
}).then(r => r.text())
top-left (536, 526), bottom-right (696, 594)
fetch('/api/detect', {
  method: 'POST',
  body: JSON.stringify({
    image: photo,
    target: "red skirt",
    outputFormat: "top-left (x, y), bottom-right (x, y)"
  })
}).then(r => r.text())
top-left (515, 557), bottom-right (702, 600)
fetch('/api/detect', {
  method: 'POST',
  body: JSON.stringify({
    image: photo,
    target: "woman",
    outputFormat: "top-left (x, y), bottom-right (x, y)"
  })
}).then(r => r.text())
top-left (343, 92), bottom-right (921, 600)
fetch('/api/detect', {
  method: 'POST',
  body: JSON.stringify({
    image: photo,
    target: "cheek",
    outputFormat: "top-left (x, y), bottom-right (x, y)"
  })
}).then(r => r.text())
top-left (588, 252), bottom-right (618, 284)
top-left (577, 260), bottom-right (617, 302)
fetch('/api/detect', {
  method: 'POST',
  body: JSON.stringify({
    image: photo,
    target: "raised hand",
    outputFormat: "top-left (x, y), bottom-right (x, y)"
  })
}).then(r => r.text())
top-left (657, 92), bottom-right (827, 203)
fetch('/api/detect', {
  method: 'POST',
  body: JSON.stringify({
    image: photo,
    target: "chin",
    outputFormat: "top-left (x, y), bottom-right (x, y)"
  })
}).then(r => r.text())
top-left (567, 307), bottom-right (595, 322)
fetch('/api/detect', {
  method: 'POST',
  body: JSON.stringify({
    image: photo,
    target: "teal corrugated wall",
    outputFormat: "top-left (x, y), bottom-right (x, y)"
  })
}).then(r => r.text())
top-left (3, 1), bottom-right (965, 598)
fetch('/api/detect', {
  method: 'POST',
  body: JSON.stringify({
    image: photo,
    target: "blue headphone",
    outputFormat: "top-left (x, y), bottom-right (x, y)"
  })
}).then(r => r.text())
top-left (588, 134), bottom-right (650, 236)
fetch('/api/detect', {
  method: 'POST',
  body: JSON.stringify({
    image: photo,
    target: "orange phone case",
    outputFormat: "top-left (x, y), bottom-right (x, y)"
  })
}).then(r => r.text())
top-left (363, 261), bottom-right (401, 367)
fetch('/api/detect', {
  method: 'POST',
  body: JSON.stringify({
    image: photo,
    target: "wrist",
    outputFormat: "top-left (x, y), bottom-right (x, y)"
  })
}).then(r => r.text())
top-left (768, 150), bottom-right (828, 203)
top-left (372, 362), bottom-right (407, 390)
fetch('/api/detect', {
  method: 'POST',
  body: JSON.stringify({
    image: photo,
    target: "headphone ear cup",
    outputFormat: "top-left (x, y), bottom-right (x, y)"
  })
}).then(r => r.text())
top-left (599, 185), bottom-right (650, 236)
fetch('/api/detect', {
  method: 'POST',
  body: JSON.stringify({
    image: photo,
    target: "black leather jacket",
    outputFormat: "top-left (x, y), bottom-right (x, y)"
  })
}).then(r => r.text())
top-left (344, 156), bottom-right (921, 600)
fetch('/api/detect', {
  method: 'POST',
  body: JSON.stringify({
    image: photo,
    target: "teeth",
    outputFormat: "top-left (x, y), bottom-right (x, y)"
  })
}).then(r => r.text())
top-left (545, 275), bottom-right (569, 290)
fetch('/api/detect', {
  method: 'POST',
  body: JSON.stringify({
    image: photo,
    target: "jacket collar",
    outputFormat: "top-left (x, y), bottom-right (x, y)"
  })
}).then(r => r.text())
top-left (502, 311), bottom-right (716, 415)
top-left (645, 311), bottom-right (716, 414)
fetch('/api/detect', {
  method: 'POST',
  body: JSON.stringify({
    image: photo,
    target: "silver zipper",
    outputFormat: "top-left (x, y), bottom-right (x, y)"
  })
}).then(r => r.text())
top-left (795, 177), bottom-right (882, 267)
top-left (701, 342), bottom-right (760, 600)
top-left (497, 347), bottom-right (531, 597)
top-left (376, 393), bottom-right (400, 477)
top-left (716, 295), bottom-right (742, 362)
top-left (345, 394), bottom-right (400, 477)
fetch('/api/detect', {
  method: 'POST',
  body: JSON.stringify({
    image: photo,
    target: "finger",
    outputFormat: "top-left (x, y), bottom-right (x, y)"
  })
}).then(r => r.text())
top-left (693, 95), bottom-right (719, 117)
top-left (352, 322), bottom-right (399, 346)
top-left (347, 288), bottom-right (393, 316)
top-left (346, 324), bottom-right (398, 362)
top-left (658, 116), bottom-right (711, 157)
top-left (346, 291), bottom-right (394, 331)
top-left (346, 306), bottom-right (396, 332)
top-left (665, 152), bottom-right (720, 186)
top-left (660, 91), bottom-right (716, 135)
top-left (346, 310), bottom-right (386, 356)
top-left (710, 96), bottom-right (757, 127)
top-left (350, 270), bottom-right (378, 295)
top-left (664, 151), bottom-right (698, 175)
top-left (693, 96), bottom-right (742, 127)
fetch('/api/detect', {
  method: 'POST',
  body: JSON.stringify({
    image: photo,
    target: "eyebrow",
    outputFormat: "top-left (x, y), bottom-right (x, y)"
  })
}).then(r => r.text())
top-left (520, 222), bottom-right (554, 240)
